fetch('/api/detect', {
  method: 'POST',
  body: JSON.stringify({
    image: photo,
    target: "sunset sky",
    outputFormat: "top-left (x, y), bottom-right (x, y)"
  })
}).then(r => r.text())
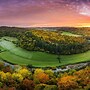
top-left (0, 0), bottom-right (90, 27)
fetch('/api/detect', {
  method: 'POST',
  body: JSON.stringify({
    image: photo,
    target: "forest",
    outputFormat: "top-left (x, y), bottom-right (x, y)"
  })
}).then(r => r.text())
top-left (0, 62), bottom-right (90, 90)
top-left (18, 29), bottom-right (90, 55)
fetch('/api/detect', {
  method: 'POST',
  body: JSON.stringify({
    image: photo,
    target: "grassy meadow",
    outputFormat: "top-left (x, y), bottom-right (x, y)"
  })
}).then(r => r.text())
top-left (0, 36), bottom-right (90, 67)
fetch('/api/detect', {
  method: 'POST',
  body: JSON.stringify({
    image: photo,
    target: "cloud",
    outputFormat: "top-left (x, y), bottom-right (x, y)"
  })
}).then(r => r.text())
top-left (79, 4), bottom-right (90, 16)
top-left (0, 0), bottom-right (90, 27)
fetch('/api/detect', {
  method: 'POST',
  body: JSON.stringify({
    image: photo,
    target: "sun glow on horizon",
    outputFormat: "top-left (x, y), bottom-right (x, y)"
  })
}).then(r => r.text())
top-left (0, 0), bottom-right (90, 27)
top-left (81, 24), bottom-right (90, 27)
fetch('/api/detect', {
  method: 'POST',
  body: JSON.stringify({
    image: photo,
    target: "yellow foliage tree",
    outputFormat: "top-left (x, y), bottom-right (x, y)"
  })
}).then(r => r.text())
top-left (18, 68), bottom-right (31, 78)
top-left (12, 73), bottom-right (23, 82)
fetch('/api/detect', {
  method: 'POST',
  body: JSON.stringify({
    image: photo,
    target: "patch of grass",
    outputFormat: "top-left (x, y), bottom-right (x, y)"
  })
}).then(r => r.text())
top-left (0, 37), bottom-right (90, 67)
top-left (61, 31), bottom-right (81, 37)
top-left (2, 36), bottom-right (18, 42)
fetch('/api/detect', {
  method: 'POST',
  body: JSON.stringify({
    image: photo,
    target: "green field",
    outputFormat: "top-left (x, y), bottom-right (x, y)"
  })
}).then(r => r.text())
top-left (61, 31), bottom-right (81, 37)
top-left (0, 36), bottom-right (90, 67)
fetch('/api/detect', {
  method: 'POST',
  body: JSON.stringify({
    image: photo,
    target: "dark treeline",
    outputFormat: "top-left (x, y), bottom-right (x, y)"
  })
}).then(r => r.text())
top-left (0, 26), bottom-right (28, 38)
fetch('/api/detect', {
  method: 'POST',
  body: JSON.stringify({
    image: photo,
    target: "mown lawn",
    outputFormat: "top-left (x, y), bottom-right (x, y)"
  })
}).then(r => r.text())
top-left (0, 37), bottom-right (90, 67)
top-left (61, 31), bottom-right (81, 37)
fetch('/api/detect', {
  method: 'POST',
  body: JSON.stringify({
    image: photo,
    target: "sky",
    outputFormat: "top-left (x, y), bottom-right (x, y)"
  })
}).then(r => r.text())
top-left (0, 0), bottom-right (90, 27)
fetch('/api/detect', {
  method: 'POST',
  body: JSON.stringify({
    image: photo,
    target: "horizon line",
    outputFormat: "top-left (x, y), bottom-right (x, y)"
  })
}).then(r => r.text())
top-left (0, 25), bottom-right (90, 28)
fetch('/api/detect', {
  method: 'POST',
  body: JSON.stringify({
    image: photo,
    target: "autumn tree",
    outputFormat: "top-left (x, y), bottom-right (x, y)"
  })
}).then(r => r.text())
top-left (58, 75), bottom-right (78, 90)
